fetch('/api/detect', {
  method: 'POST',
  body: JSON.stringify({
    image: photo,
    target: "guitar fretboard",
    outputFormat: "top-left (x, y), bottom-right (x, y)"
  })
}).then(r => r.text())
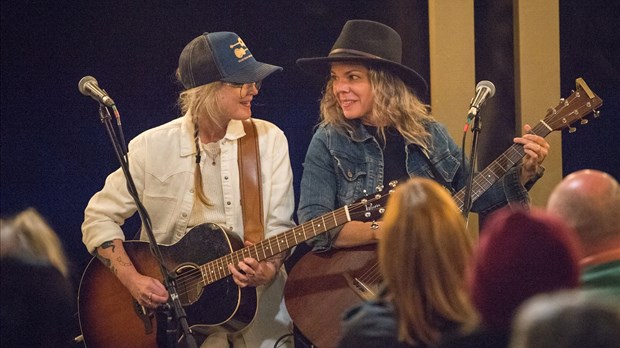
top-left (452, 119), bottom-right (552, 211)
top-left (199, 206), bottom-right (351, 285)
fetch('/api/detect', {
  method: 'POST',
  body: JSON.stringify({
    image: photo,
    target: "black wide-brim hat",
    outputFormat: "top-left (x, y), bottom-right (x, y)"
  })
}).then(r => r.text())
top-left (297, 20), bottom-right (428, 95)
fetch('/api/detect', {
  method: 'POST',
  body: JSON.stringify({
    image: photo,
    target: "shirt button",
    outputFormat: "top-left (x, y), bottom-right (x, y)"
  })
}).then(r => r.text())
top-left (347, 170), bottom-right (353, 178)
top-left (226, 201), bottom-right (231, 206)
top-left (182, 213), bottom-right (187, 217)
top-left (229, 226), bottom-right (234, 231)
top-left (224, 176), bottom-right (228, 180)
top-left (190, 188), bottom-right (194, 193)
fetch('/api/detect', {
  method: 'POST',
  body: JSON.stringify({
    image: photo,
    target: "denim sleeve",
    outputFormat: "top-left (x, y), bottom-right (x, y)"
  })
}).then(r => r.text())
top-left (297, 128), bottom-right (342, 252)
top-left (468, 160), bottom-right (544, 214)
top-left (432, 122), bottom-right (537, 215)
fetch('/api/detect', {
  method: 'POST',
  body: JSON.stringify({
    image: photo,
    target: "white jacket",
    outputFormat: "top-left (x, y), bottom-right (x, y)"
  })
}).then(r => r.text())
top-left (82, 113), bottom-right (295, 347)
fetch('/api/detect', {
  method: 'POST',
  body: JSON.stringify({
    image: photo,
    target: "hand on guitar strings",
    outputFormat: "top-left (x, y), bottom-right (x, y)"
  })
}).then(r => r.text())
top-left (228, 241), bottom-right (280, 288)
top-left (513, 123), bottom-right (550, 185)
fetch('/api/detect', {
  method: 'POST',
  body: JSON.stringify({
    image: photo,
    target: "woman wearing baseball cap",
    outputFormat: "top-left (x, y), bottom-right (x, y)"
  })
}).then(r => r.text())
top-left (83, 32), bottom-right (295, 347)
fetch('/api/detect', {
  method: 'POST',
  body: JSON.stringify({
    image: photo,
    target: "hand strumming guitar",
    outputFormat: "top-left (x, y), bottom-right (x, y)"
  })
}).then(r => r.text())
top-left (94, 239), bottom-right (168, 309)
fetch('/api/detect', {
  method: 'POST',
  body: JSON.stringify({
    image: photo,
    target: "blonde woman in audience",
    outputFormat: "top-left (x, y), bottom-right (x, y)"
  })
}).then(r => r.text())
top-left (1, 207), bottom-right (71, 277)
top-left (338, 178), bottom-right (479, 347)
top-left (1, 208), bottom-right (76, 347)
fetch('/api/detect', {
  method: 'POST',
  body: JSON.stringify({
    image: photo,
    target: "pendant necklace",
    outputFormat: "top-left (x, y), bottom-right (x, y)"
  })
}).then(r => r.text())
top-left (203, 144), bottom-right (221, 166)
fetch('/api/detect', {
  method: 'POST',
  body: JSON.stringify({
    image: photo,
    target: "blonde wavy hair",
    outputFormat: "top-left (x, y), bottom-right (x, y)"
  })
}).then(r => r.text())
top-left (0, 208), bottom-right (70, 278)
top-left (379, 178), bottom-right (479, 345)
top-left (319, 63), bottom-right (435, 151)
top-left (176, 70), bottom-right (226, 206)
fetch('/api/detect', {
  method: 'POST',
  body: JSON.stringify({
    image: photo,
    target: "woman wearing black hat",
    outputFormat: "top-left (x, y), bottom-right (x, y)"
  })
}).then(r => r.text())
top-left (297, 19), bottom-right (548, 254)
top-left (82, 32), bottom-right (295, 347)
top-left (293, 19), bottom-right (549, 346)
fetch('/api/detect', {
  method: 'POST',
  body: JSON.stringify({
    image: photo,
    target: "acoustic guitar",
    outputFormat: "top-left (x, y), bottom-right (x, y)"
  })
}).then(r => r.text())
top-left (77, 183), bottom-right (393, 347)
top-left (284, 78), bottom-right (603, 348)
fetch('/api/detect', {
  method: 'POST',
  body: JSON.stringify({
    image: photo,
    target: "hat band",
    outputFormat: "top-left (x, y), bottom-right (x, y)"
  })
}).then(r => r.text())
top-left (329, 48), bottom-right (384, 60)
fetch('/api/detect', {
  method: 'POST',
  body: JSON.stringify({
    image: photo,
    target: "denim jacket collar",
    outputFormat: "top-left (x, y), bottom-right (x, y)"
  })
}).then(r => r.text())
top-left (346, 120), bottom-right (375, 142)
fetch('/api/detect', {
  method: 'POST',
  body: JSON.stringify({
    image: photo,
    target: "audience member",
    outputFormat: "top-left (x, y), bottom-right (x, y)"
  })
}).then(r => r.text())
top-left (441, 208), bottom-right (582, 348)
top-left (338, 178), bottom-right (479, 347)
top-left (1, 207), bottom-right (71, 277)
top-left (510, 290), bottom-right (620, 348)
top-left (547, 169), bottom-right (620, 299)
top-left (0, 208), bottom-right (77, 347)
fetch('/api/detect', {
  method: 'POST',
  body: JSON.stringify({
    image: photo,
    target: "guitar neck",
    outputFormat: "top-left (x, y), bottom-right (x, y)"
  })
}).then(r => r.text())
top-left (199, 206), bottom-right (352, 285)
top-left (452, 120), bottom-right (553, 211)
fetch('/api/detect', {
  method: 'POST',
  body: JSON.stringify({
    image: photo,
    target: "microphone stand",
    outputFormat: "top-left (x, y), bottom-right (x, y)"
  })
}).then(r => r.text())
top-left (97, 104), bottom-right (197, 348)
top-left (461, 112), bottom-right (482, 223)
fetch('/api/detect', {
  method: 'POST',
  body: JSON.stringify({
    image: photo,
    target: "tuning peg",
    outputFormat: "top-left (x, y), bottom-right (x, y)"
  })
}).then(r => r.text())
top-left (547, 107), bottom-right (556, 115)
top-left (569, 127), bottom-right (577, 133)
top-left (375, 184), bottom-right (384, 192)
top-left (580, 118), bottom-right (588, 125)
top-left (388, 180), bottom-right (398, 188)
top-left (593, 110), bottom-right (600, 118)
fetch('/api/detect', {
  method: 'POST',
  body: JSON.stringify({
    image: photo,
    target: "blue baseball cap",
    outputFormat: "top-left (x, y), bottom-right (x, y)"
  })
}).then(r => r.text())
top-left (178, 32), bottom-right (282, 89)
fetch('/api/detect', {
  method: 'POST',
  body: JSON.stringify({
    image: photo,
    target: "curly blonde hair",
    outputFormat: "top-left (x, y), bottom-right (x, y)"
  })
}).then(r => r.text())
top-left (319, 63), bottom-right (434, 151)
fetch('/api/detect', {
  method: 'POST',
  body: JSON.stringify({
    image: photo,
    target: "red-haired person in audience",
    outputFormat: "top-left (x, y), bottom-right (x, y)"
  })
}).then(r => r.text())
top-left (441, 208), bottom-right (582, 348)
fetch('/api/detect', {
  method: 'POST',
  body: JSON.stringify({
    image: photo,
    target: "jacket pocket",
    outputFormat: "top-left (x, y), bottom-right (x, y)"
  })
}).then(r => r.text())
top-left (431, 151), bottom-right (460, 186)
top-left (333, 154), bottom-right (367, 203)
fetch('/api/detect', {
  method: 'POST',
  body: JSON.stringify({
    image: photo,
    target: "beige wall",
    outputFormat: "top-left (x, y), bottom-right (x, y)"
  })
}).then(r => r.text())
top-left (428, 0), bottom-right (562, 234)
top-left (514, 0), bottom-right (562, 207)
top-left (428, 0), bottom-right (479, 234)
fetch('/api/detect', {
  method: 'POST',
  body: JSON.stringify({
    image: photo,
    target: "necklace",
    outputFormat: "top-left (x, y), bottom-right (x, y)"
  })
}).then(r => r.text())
top-left (203, 145), bottom-right (221, 166)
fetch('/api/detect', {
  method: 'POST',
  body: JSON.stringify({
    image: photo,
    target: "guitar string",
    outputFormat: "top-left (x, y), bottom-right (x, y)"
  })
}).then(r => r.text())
top-left (172, 196), bottom-right (388, 295)
top-left (172, 209), bottom-right (354, 298)
top-left (171, 202), bottom-right (376, 296)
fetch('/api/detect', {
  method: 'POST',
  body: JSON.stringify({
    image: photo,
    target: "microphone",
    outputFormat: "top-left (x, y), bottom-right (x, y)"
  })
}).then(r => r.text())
top-left (467, 80), bottom-right (496, 120)
top-left (78, 76), bottom-right (115, 107)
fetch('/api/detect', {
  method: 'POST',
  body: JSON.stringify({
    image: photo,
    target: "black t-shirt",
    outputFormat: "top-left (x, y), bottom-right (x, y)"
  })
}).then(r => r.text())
top-left (365, 125), bottom-right (409, 186)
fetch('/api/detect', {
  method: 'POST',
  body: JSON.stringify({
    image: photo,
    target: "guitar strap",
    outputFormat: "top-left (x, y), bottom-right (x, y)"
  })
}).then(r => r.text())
top-left (238, 118), bottom-right (264, 244)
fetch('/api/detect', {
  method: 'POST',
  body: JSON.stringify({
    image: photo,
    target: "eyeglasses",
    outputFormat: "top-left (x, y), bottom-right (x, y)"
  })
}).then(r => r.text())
top-left (223, 80), bottom-right (263, 97)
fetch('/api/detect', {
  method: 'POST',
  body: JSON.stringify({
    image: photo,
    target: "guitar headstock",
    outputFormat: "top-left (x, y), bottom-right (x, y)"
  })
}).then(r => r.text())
top-left (347, 181), bottom-right (398, 222)
top-left (542, 78), bottom-right (603, 132)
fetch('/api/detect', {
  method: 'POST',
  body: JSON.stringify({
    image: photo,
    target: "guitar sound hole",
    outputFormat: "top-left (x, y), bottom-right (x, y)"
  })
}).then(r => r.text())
top-left (175, 264), bottom-right (204, 305)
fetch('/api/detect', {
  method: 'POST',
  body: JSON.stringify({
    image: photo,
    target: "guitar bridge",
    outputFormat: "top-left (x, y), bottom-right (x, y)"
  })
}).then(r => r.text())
top-left (343, 272), bottom-right (377, 301)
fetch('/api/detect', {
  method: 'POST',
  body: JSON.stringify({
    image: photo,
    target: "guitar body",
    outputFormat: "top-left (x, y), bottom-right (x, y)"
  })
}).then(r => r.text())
top-left (78, 223), bottom-right (257, 348)
top-left (284, 245), bottom-right (379, 348)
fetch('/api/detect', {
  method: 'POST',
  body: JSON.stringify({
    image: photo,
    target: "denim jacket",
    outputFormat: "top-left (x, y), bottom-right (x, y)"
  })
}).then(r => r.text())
top-left (297, 120), bottom-right (533, 252)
